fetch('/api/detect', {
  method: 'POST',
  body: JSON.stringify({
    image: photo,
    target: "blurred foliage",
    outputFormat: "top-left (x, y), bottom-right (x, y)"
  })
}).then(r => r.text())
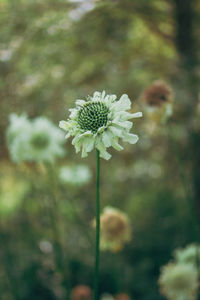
top-left (0, 0), bottom-right (200, 300)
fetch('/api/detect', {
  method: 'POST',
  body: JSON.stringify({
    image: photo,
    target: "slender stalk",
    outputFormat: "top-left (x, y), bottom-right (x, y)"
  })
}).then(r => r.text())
top-left (94, 150), bottom-right (100, 300)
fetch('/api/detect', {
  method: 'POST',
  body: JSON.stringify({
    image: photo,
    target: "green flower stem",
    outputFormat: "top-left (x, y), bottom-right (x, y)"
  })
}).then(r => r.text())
top-left (94, 150), bottom-right (100, 300)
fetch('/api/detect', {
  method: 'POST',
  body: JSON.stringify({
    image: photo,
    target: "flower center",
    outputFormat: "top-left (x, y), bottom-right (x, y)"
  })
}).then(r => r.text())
top-left (78, 102), bottom-right (109, 133)
top-left (30, 133), bottom-right (50, 149)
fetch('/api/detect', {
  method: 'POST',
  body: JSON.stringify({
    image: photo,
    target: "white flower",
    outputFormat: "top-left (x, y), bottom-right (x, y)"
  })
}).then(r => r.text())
top-left (59, 164), bottom-right (92, 186)
top-left (6, 114), bottom-right (33, 162)
top-left (28, 117), bottom-right (65, 163)
top-left (174, 244), bottom-right (200, 267)
top-left (59, 91), bottom-right (142, 160)
top-left (159, 263), bottom-right (198, 300)
top-left (6, 113), bottom-right (31, 144)
top-left (7, 114), bottom-right (65, 163)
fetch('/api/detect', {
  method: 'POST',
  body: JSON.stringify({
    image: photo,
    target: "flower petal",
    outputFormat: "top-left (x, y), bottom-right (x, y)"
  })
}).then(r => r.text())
top-left (111, 138), bottom-right (123, 151)
top-left (65, 132), bottom-right (71, 139)
top-left (76, 99), bottom-right (86, 106)
top-left (129, 112), bottom-right (143, 118)
top-left (69, 109), bottom-right (78, 119)
top-left (112, 94), bottom-right (131, 111)
top-left (102, 131), bottom-right (112, 147)
top-left (123, 133), bottom-right (139, 144)
top-left (82, 137), bottom-right (95, 152)
top-left (112, 120), bottom-right (132, 131)
top-left (108, 126), bottom-right (123, 137)
top-left (59, 121), bottom-right (68, 131)
top-left (81, 147), bottom-right (88, 158)
top-left (96, 139), bottom-right (111, 160)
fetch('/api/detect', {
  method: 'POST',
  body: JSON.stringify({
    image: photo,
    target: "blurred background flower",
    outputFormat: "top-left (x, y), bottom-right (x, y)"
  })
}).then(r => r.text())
top-left (7, 114), bottom-right (65, 163)
top-left (174, 244), bottom-right (200, 267)
top-left (99, 207), bottom-right (131, 252)
top-left (115, 293), bottom-right (131, 300)
top-left (141, 80), bottom-right (173, 133)
top-left (59, 164), bottom-right (92, 186)
top-left (70, 285), bottom-right (92, 300)
top-left (159, 263), bottom-right (198, 300)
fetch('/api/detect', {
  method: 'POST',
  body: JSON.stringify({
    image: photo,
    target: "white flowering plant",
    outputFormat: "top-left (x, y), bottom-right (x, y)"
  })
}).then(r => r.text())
top-left (59, 90), bottom-right (142, 300)
top-left (59, 91), bottom-right (142, 160)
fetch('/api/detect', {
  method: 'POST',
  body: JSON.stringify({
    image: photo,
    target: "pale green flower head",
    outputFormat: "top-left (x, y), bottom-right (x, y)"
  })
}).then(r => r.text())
top-left (59, 91), bottom-right (142, 160)
top-left (7, 114), bottom-right (65, 163)
top-left (27, 117), bottom-right (65, 163)
top-left (6, 114), bottom-right (33, 162)
top-left (159, 263), bottom-right (198, 300)
top-left (6, 113), bottom-right (31, 144)
top-left (59, 164), bottom-right (92, 186)
top-left (174, 244), bottom-right (200, 266)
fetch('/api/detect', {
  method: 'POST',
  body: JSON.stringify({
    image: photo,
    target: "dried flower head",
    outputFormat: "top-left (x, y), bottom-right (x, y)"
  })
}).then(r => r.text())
top-left (7, 114), bottom-right (65, 163)
top-left (142, 80), bottom-right (173, 128)
top-left (115, 293), bottom-right (131, 300)
top-left (143, 80), bottom-right (172, 107)
top-left (100, 207), bottom-right (131, 252)
top-left (159, 263), bottom-right (198, 300)
top-left (70, 285), bottom-right (92, 300)
top-left (59, 91), bottom-right (142, 160)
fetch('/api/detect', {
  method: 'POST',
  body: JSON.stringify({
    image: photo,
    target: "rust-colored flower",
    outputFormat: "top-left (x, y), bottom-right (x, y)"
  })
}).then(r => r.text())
top-left (143, 80), bottom-right (172, 107)
top-left (115, 293), bottom-right (131, 300)
top-left (70, 285), bottom-right (92, 300)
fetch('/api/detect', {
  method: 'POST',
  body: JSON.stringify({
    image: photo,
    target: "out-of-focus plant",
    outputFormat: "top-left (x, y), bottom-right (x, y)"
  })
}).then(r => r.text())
top-left (159, 244), bottom-right (200, 300)
top-left (59, 164), bottom-right (92, 186)
top-left (174, 244), bottom-right (200, 267)
top-left (159, 263), bottom-right (198, 300)
top-left (0, 171), bottom-right (29, 216)
top-left (99, 207), bottom-right (131, 252)
top-left (141, 80), bottom-right (173, 133)
top-left (7, 114), bottom-right (65, 163)
top-left (70, 285), bottom-right (93, 300)
top-left (115, 293), bottom-right (131, 300)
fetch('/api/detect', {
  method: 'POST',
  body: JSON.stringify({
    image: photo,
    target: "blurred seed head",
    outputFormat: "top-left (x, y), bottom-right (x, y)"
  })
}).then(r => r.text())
top-left (70, 285), bottom-right (92, 300)
top-left (141, 80), bottom-right (173, 131)
top-left (100, 207), bottom-right (131, 252)
top-left (159, 263), bottom-right (198, 300)
top-left (143, 80), bottom-right (172, 107)
top-left (115, 293), bottom-right (131, 300)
